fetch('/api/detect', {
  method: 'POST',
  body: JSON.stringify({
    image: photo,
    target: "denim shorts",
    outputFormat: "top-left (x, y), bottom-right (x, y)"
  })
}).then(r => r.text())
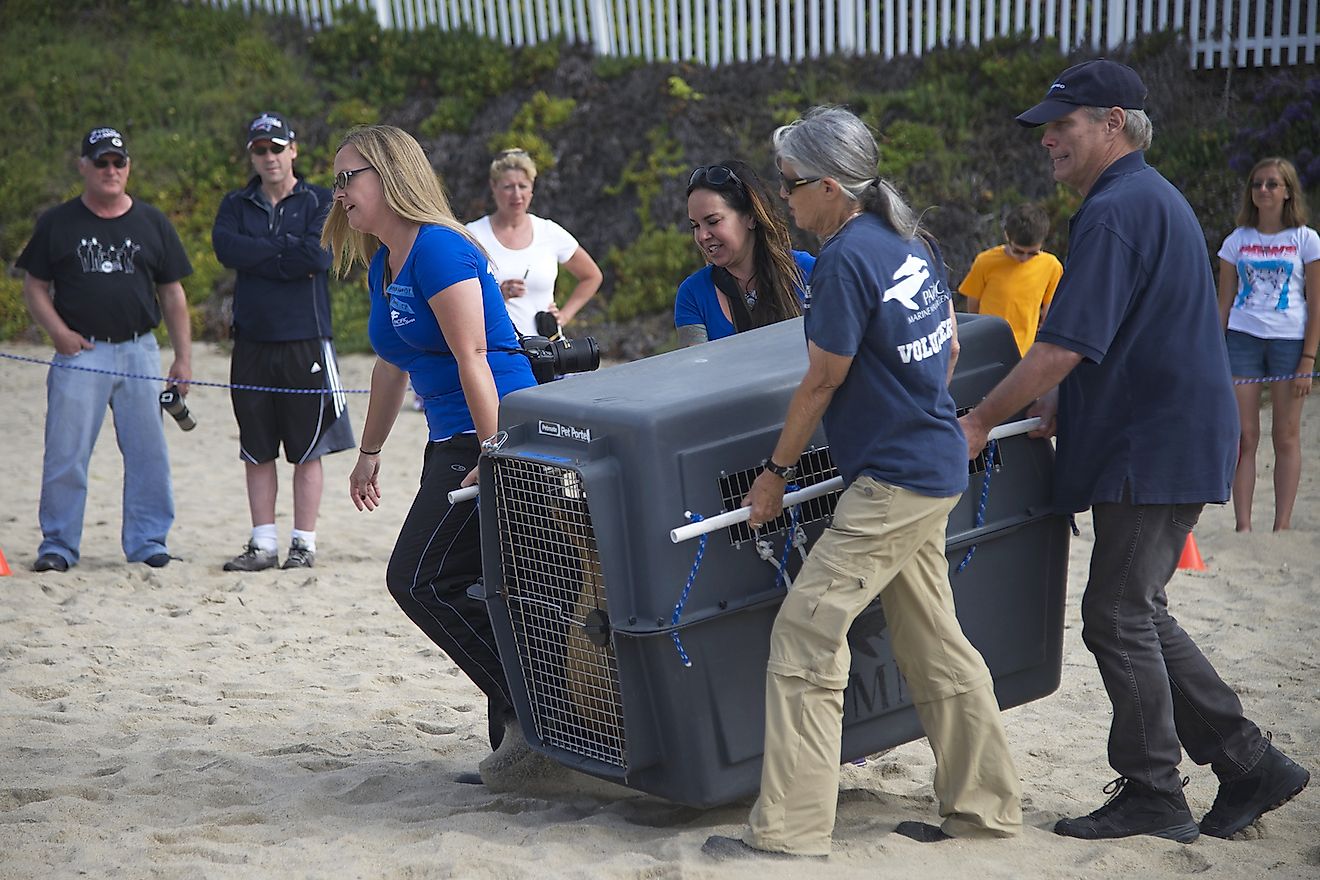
top-left (1225, 330), bottom-right (1305, 379)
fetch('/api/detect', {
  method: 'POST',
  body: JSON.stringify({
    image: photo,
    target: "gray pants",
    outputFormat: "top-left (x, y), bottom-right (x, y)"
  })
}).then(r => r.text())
top-left (1083, 500), bottom-right (1267, 792)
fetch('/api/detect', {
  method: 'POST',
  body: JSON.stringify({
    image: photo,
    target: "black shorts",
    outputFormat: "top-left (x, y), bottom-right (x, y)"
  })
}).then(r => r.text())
top-left (230, 337), bottom-right (356, 465)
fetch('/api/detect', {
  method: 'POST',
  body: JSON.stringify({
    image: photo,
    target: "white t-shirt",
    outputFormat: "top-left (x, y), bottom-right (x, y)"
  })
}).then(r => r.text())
top-left (1218, 225), bottom-right (1320, 339)
top-left (465, 214), bottom-right (580, 336)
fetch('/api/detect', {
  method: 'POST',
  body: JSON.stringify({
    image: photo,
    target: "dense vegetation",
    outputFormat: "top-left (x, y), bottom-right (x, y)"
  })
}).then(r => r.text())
top-left (3, 0), bottom-right (1316, 359)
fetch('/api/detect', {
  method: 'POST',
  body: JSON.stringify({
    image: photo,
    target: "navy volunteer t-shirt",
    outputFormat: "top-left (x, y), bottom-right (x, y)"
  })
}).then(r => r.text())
top-left (367, 224), bottom-right (536, 441)
top-left (1035, 152), bottom-right (1238, 512)
top-left (805, 212), bottom-right (965, 497)
top-left (16, 197), bottom-right (192, 340)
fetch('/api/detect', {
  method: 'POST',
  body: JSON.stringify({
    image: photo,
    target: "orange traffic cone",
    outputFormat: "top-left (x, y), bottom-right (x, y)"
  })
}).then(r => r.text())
top-left (0, 548), bottom-right (11, 577)
top-left (1177, 533), bottom-right (1207, 572)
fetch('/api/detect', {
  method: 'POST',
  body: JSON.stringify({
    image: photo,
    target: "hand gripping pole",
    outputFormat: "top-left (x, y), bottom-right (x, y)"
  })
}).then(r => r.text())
top-left (667, 417), bottom-right (1040, 544)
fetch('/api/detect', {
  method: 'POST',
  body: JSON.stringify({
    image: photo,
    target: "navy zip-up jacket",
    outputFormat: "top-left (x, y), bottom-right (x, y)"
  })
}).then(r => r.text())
top-left (212, 177), bottom-right (335, 342)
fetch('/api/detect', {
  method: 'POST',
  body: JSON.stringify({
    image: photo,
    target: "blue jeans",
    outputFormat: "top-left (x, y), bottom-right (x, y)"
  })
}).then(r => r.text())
top-left (39, 335), bottom-right (174, 564)
top-left (1083, 500), bottom-right (1266, 792)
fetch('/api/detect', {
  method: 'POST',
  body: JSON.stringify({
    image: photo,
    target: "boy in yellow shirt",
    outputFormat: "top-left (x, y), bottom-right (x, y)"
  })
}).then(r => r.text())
top-left (960, 204), bottom-right (1063, 357)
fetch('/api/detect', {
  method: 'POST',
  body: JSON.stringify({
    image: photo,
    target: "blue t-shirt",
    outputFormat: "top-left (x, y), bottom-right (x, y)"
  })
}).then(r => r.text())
top-left (804, 213), bottom-right (965, 497)
top-left (675, 250), bottom-right (817, 340)
top-left (367, 224), bottom-right (536, 441)
top-left (1035, 152), bottom-right (1237, 512)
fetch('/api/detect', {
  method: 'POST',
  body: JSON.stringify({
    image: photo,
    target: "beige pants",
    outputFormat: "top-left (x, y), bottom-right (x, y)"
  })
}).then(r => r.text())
top-left (746, 477), bottom-right (1022, 856)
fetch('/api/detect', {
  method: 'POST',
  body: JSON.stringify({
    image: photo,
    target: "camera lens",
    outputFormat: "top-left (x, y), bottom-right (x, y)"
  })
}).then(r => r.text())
top-left (159, 385), bottom-right (196, 431)
top-left (551, 337), bottom-right (600, 376)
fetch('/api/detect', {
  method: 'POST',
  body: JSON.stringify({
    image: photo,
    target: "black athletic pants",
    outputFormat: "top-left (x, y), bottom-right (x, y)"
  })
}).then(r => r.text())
top-left (386, 434), bottom-right (514, 749)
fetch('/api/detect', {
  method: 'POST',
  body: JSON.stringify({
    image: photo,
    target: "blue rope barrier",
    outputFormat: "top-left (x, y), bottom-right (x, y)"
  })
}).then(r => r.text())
top-left (0, 350), bottom-right (370, 394)
top-left (957, 439), bottom-right (997, 574)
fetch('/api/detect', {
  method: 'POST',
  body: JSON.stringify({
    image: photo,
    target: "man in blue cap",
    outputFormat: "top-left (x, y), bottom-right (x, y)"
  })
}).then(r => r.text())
top-left (960, 59), bottom-right (1309, 842)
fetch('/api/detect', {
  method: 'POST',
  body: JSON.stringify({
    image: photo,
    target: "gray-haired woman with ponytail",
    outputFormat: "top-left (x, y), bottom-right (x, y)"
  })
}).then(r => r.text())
top-left (703, 106), bottom-right (1021, 862)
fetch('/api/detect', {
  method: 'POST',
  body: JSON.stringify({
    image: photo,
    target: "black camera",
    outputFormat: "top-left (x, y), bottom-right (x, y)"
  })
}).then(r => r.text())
top-left (159, 385), bottom-right (196, 431)
top-left (521, 334), bottom-right (601, 385)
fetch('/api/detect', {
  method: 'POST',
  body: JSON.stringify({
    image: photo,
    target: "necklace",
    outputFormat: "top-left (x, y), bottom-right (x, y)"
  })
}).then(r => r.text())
top-left (823, 210), bottom-right (863, 243)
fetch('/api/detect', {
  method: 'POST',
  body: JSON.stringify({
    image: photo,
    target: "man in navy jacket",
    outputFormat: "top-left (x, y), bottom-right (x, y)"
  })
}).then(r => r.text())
top-left (212, 112), bottom-right (355, 572)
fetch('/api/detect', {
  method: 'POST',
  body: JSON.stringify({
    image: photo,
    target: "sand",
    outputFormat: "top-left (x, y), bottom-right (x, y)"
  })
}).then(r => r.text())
top-left (1, 341), bottom-right (1316, 879)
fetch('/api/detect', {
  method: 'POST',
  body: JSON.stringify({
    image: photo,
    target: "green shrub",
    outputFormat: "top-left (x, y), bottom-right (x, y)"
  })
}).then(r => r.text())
top-left (606, 227), bottom-right (701, 321)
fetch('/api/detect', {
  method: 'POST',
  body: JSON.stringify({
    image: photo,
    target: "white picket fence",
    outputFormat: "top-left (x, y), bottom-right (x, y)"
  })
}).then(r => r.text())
top-left (202, 0), bottom-right (1318, 67)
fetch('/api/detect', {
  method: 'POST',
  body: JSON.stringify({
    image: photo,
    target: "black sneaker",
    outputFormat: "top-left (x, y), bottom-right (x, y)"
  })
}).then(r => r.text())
top-left (33, 553), bottom-right (69, 573)
top-left (1054, 777), bottom-right (1200, 843)
top-left (1200, 743), bottom-right (1310, 839)
top-left (281, 537), bottom-right (315, 569)
top-left (143, 552), bottom-right (172, 568)
top-left (223, 541), bottom-right (278, 572)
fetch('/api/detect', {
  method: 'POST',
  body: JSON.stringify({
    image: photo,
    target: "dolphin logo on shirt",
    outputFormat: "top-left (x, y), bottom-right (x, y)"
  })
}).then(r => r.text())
top-left (882, 254), bottom-right (928, 311)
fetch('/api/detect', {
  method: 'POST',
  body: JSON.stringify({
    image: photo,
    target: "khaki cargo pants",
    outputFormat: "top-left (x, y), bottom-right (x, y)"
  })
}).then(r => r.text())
top-left (746, 477), bottom-right (1022, 856)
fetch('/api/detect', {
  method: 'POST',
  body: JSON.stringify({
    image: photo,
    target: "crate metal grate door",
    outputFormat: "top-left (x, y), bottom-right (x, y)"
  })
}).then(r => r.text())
top-left (491, 456), bottom-right (627, 767)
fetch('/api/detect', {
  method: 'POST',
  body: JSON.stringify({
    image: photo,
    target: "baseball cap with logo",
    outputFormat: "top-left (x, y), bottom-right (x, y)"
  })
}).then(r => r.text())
top-left (82, 127), bottom-right (129, 161)
top-left (1016, 59), bottom-right (1147, 127)
top-left (246, 112), bottom-right (295, 149)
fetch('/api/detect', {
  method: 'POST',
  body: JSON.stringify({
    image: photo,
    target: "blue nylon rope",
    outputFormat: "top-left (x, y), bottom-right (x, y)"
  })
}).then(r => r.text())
top-left (0, 350), bottom-right (369, 394)
top-left (670, 514), bottom-right (707, 668)
top-left (957, 439), bottom-right (997, 574)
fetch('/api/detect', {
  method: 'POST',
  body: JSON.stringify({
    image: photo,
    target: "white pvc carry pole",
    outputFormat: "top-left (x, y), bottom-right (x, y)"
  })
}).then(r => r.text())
top-left (667, 416), bottom-right (1042, 544)
top-left (448, 485), bottom-right (480, 504)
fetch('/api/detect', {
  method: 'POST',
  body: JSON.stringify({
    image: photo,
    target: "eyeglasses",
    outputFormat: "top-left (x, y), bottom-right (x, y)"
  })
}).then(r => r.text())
top-left (689, 165), bottom-right (743, 191)
top-left (1250, 180), bottom-right (1284, 191)
top-left (250, 143), bottom-right (287, 156)
top-left (93, 156), bottom-right (127, 169)
top-left (334, 165), bottom-right (375, 191)
top-left (780, 174), bottom-right (821, 194)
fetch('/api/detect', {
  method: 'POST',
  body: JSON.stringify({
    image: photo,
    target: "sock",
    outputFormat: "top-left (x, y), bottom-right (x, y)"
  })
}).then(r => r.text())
top-left (291, 529), bottom-right (317, 552)
top-left (251, 524), bottom-right (278, 553)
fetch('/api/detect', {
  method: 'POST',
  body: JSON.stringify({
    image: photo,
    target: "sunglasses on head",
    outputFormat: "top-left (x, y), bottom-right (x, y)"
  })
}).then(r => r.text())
top-left (689, 165), bottom-right (743, 191)
top-left (496, 148), bottom-right (529, 158)
top-left (334, 165), bottom-right (375, 191)
top-left (250, 143), bottom-right (287, 156)
top-left (93, 156), bottom-right (127, 169)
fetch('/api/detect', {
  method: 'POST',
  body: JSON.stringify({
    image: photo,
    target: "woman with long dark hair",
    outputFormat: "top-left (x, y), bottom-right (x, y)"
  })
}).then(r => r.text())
top-left (677, 159), bottom-right (814, 345)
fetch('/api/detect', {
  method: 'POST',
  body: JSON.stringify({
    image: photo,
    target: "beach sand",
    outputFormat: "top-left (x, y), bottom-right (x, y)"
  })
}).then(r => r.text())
top-left (1, 341), bottom-right (1316, 879)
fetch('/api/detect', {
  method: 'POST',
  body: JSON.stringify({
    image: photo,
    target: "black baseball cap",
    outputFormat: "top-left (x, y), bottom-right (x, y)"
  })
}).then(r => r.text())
top-left (246, 112), bottom-right (295, 149)
top-left (1016, 59), bottom-right (1147, 127)
top-left (82, 127), bottom-right (129, 160)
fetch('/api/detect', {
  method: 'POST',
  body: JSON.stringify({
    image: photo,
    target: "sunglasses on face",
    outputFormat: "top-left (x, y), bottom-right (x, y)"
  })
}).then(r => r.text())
top-left (334, 165), bottom-right (375, 191)
top-left (689, 164), bottom-right (743, 191)
top-left (780, 174), bottom-right (821, 194)
top-left (93, 156), bottom-right (127, 169)
top-left (250, 143), bottom-right (287, 156)
top-left (1250, 180), bottom-right (1284, 191)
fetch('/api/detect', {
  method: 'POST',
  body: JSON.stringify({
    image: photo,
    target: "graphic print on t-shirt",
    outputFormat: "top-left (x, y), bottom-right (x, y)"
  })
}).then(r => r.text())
top-left (387, 282), bottom-right (416, 328)
top-left (1235, 258), bottom-right (1294, 312)
top-left (882, 253), bottom-right (929, 310)
top-left (77, 237), bottom-right (141, 275)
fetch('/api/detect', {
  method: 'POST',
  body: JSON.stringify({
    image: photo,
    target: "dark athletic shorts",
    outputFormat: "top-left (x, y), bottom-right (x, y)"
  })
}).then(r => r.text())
top-left (230, 337), bottom-right (356, 465)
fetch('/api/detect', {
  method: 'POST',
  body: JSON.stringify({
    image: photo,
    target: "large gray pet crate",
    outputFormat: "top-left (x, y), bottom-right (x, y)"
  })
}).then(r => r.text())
top-left (477, 315), bottom-right (1069, 808)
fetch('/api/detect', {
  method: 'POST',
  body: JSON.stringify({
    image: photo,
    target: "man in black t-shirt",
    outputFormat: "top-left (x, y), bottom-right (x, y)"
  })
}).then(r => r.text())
top-left (17, 127), bottom-right (193, 572)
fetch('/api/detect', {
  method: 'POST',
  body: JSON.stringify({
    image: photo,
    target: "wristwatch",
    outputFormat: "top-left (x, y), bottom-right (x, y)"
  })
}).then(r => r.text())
top-left (763, 457), bottom-right (798, 481)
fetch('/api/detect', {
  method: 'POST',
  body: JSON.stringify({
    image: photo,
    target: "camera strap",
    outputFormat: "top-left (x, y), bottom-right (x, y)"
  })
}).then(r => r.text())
top-left (711, 267), bottom-right (754, 334)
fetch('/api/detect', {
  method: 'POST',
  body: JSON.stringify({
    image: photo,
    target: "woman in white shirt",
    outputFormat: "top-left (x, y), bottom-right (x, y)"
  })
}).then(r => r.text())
top-left (466, 149), bottom-right (602, 336)
top-left (1217, 157), bottom-right (1320, 532)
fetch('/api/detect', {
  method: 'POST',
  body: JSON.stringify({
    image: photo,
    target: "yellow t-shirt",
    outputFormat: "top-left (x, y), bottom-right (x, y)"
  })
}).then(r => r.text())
top-left (959, 245), bottom-right (1063, 356)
